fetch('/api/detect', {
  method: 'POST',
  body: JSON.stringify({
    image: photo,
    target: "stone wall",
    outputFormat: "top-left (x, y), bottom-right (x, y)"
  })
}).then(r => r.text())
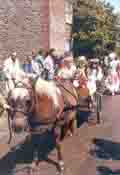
top-left (0, 0), bottom-right (49, 63)
top-left (49, 0), bottom-right (66, 54)
top-left (0, 0), bottom-right (69, 64)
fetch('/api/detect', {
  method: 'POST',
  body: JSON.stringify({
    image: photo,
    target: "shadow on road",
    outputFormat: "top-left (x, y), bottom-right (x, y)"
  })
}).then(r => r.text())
top-left (0, 131), bottom-right (57, 175)
top-left (0, 111), bottom-right (91, 175)
top-left (97, 166), bottom-right (120, 175)
top-left (76, 110), bottom-right (91, 128)
top-left (90, 138), bottom-right (120, 160)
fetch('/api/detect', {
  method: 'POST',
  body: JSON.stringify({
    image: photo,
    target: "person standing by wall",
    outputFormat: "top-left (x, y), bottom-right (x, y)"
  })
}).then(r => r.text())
top-left (43, 49), bottom-right (56, 80)
top-left (35, 48), bottom-right (45, 68)
top-left (23, 55), bottom-right (42, 78)
top-left (3, 52), bottom-right (23, 93)
top-left (107, 52), bottom-right (120, 95)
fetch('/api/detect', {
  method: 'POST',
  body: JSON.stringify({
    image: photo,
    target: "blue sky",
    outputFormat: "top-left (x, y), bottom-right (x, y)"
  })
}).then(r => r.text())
top-left (105, 0), bottom-right (120, 12)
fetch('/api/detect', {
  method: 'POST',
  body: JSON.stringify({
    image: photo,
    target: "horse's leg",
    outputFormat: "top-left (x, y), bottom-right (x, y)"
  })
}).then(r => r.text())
top-left (62, 111), bottom-right (77, 138)
top-left (61, 111), bottom-right (70, 138)
top-left (62, 120), bottom-right (71, 138)
top-left (7, 114), bottom-right (13, 144)
top-left (54, 127), bottom-right (64, 174)
top-left (68, 112), bottom-right (77, 136)
top-left (29, 134), bottom-right (39, 173)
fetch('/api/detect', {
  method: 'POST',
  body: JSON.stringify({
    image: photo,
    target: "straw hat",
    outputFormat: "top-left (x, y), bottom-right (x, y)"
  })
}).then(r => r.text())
top-left (78, 56), bottom-right (86, 61)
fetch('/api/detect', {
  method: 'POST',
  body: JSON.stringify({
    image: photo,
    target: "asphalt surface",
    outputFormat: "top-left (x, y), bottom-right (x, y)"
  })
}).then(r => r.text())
top-left (0, 95), bottom-right (119, 175)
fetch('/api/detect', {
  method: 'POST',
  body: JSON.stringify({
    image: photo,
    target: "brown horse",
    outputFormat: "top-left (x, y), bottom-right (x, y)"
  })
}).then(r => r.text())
top-left (56, 79), bottom-right (78, 137)
top-left (7, 77), bottom-right (78, 174)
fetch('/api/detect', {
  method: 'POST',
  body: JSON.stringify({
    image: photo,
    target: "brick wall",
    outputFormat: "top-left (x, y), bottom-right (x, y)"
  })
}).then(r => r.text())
top-left (0, 0), bottom-right (49, 63)
top-left (49, 0), bottom-right (66, 54)
top-left (0, 0), bottom-right (67, 64)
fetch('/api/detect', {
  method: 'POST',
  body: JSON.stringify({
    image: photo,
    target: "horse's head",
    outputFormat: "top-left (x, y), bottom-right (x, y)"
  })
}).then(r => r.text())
top-left (8, 81), bottom-right (34, 133)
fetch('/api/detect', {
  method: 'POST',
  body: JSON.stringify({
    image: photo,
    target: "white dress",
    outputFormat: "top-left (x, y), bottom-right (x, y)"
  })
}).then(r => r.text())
top-left (87, 69), bottom-right (97, 96)
top-left (3, 57), bottom-right (24, 93)
top-left (44, 55), bottom-right (54, 79)
top-left (108, 60), bottom-right (120, 94)
top-left (97, 67), bottom-right (103, 81)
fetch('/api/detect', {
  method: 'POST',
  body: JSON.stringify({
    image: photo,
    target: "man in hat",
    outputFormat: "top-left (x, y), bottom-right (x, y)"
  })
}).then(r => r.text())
top-left (77, 56), bottom-right (88, 77)
top-left (3, 52), bottom-right (23, 93)
top-left (57, 55), bottom-right (76, 79)
top-left (43, 49), bottom-right (56, 80)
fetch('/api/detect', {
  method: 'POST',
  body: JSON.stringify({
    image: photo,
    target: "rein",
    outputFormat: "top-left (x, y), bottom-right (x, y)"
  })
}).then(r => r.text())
top-left (56, 80), bottom-right (79, 102)
top-left (6, 81), bottom-right (36, 143)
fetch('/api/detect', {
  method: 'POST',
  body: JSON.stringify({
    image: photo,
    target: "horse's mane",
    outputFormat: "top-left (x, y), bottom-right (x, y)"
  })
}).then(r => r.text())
top-left (35, 78), bottom-right (60, 107)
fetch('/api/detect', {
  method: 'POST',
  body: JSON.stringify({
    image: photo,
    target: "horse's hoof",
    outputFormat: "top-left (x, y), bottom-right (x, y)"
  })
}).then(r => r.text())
top-left (27, 165), bottom-right (34, 175)
top-left (56, 170), bottom-right (64, 175)
top-left (112, 92), bottom-right (115, 96)
top-left (58, 160), bottom-right (65, 172)
top-left (28, 169), bottom-right (33, 175)
top-left (66, 131), bottom-right (73, 137)
top-left (68, 132), bottom-right (73, 137)
top-left (56, 172), bottom-right (64, 175)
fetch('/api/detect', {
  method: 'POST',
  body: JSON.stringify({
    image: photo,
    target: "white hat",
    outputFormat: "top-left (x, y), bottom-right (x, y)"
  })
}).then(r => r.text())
top-left (64, 56), bottom-right (73, 62)
top-left (109, 52), bottom-right (117, 60)
top-left (78, 56), bottom-right (86, 61)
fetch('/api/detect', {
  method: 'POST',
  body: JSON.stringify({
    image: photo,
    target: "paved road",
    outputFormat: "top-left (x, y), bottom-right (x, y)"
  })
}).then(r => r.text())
top-left (0, 95), bottom-right (120, 175)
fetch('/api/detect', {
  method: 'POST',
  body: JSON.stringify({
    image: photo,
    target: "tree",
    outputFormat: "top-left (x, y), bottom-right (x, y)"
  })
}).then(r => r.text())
top-left (72, 0), bottom-right (118, 57)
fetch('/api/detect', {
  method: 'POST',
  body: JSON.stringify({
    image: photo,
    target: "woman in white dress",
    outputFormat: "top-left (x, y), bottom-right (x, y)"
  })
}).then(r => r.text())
top-left (106, 53), bottom-right (120, 95)
top-left (3, 52), bottom-right (25, 94)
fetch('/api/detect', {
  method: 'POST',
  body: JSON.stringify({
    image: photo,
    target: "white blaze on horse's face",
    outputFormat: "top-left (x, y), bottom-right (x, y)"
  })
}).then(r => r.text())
top-left (11, 88), bottom-right (30, 101)
top-left (9, 87), bottom-right (31, 133)
top-left (35, 78), bottom-right (60, 107)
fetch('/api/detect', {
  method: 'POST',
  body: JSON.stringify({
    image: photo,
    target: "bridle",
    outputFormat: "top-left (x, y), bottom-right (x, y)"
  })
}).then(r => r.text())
top-left (8, 81), bottom-right (34, 113)
top-left (6, 81), bottom-right (35, 143)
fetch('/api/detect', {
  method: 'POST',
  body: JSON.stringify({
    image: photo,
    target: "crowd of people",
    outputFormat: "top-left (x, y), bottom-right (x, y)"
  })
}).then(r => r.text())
top-left (2, 48), bottom-right (120, 98)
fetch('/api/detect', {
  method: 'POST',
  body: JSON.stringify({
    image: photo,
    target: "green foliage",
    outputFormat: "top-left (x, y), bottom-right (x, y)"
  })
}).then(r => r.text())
top-left (115, 48), bottom-right (120, 57)
top-left (72, 0), bottom-right (117, 56)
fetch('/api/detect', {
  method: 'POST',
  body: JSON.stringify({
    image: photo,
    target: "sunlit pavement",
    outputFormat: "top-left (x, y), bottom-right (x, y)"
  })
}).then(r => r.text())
top-left (0, 95), bottom-right (120, 174)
